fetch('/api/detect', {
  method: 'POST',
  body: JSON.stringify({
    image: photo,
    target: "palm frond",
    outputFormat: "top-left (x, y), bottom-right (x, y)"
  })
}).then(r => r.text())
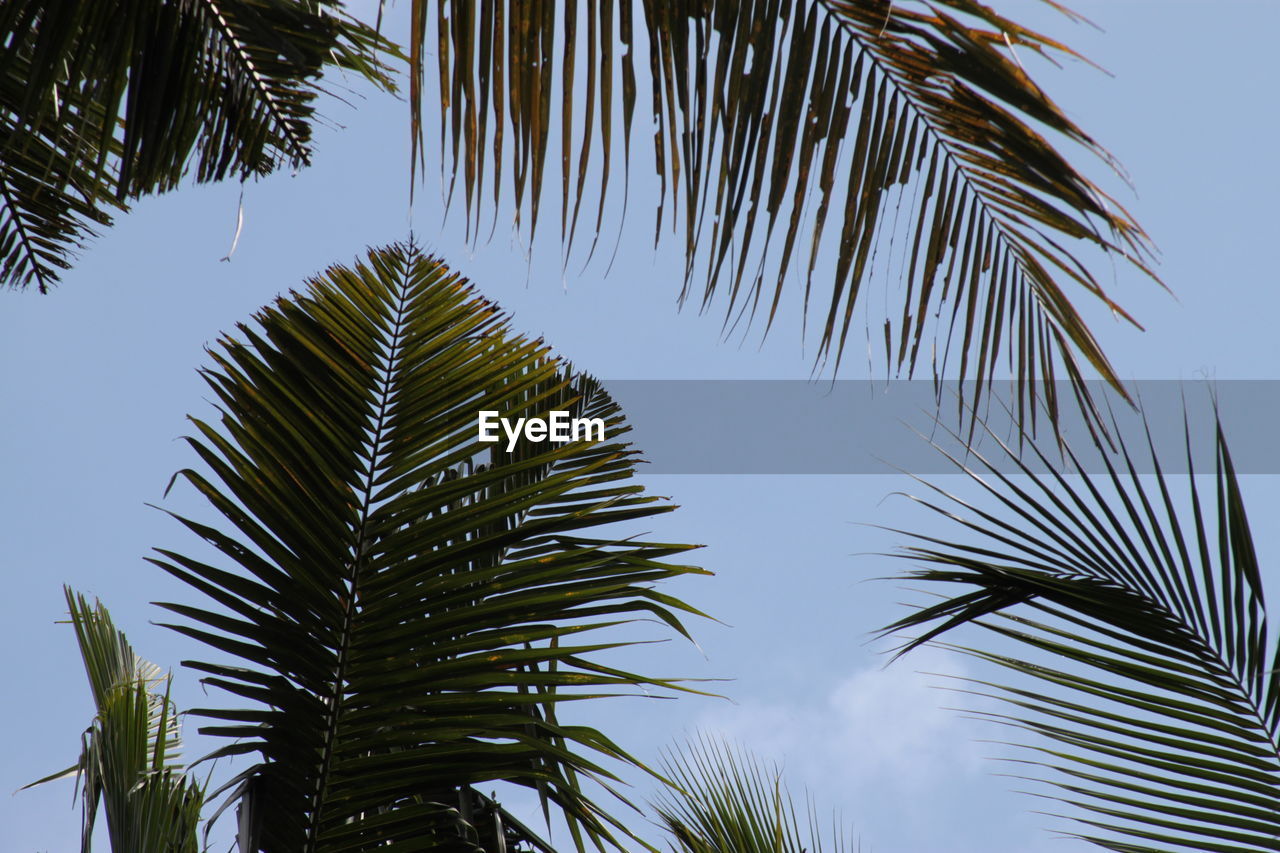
top-left (0, 116), bottom-right (119, 292)
top-left (412, 0), bottom-right (1158, 431)
top-left (654, 734), bottom-right (857, 853)
top-left (25, 587), bottom-right (203, 853)
top-left (150, 242), bottom-right (710, 852)
top-left (0, 0), bottom-right (396, 291)
top-left (881, 410), bottom-right (1280, 851)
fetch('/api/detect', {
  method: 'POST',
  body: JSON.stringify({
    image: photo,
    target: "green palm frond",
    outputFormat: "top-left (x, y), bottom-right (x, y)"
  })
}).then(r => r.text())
top-left (25, 587), bottom-right (204, 853)
top-left (150, 242), bottom-right (710, 851)
top-left (0, 0), bottom-right (395, 292)
top-left (0, 114), bottom-right (120, 293)
top-left (881, 412), bottom-right (1280, 851)
top-left (412, 0), bottom-right (1158, 430)
top-left (655, 735), bottom-right (857, 853)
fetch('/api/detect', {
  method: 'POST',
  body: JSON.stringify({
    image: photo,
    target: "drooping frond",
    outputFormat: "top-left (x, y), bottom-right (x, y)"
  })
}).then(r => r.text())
top-left (0, 0), bottom-right (394, 291)
top-left (150, 243), bottom-right (709, 852)
top-left (0, 115), bottom-right (119, 292)
top-left (655, 734), bottom-right (857, 853)
top-left (414, 0), bottom-right (1158, 432)
top-left (25, 587), bottom-right (203, 853)
top-left (881, 412), bottom-right (1280, 851)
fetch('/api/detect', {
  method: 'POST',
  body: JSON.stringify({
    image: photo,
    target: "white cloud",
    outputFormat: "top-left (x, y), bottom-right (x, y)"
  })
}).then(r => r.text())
top-left (684, 646), bottom-right (1041, 851)
top-left (473, 647), bottom-right (1065, 852)
top-left (696, 646), bottom-right (988, 798)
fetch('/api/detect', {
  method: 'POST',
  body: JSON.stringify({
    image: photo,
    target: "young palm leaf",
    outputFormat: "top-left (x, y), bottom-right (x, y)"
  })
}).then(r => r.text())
top-left (0, 1), bottom-right (394, 291)
top-left (150, 242), bottom-right (709, 851)
top-left (655, 735), bottom-right (856, 853)
top-left (411, 0), bottom-right (1158, 431)
top-left (26, 587), bottom-right (203, 853)
top-left (881, 413), bottom-right (1280, 851)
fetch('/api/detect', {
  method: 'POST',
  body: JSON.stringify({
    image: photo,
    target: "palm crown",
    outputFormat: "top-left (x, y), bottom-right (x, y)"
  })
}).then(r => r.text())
top-left (14, 3), bottom-right (1264, 853)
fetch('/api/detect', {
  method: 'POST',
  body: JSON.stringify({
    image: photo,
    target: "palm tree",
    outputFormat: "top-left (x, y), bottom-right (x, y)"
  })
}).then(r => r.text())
top-left (7, 1), bottom-right (1159, 429)
top-left (881, 409), bottom-right (1280, 851)
top-left (143, 241), bottom-right (709, 850)
top-left (10, 3), bottom-right (1203, 849)
top-left (413, 0), bottom-right (1159, 425)
top-left (655, 735), bottom-right (858, 853)
top-left (0, 0), bottom-right (392, 292)
top-left (27, 587), bottom-right (205, 853)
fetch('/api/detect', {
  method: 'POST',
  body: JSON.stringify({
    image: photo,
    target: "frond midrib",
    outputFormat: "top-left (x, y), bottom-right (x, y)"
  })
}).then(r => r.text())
top-left (1110, 594), bottom-right (1280, 801)
top-left (0, 163), bottom-right (51, 292)
top-left (816, 2), bottom-right (1123, 378)
top-left (199, 0), bottom-right (312, 167)
top-left (302, 258), bottom-right (414, 849)
top-left (956, 549), bottom-right (1280, 844)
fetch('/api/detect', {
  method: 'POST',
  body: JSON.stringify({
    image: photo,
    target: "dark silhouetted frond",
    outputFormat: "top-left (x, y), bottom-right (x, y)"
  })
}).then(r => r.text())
top-left (656, 734), bottom-right (858, 853)
top-left (412, 0), bottom-right (1159, 432)
top-left (152, 242), bottom-right (709, 851)
top-left (882, 410), bottom-right (1280, 851)
top-left (0, 0), bottom-right (395, 291)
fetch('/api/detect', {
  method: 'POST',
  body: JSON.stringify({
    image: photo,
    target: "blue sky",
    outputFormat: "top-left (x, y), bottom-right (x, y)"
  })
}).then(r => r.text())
top-left (3, 2), bottom-right (1279, 851)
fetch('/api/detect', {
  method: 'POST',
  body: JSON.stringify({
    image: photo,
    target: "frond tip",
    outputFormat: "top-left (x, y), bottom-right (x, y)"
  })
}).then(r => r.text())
top-left (24, 587), bottom-right (203, 853)
top-left (655, 734), bottom-right (858, 853)
top-left (151, 242), bottom-right (711, 851)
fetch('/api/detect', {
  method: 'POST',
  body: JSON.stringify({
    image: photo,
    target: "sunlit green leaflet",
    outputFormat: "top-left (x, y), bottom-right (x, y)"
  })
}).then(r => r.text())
top-left (656, 735), bottom-right (858, 853)
top-left (26, 588), bottom-right (205, 853)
